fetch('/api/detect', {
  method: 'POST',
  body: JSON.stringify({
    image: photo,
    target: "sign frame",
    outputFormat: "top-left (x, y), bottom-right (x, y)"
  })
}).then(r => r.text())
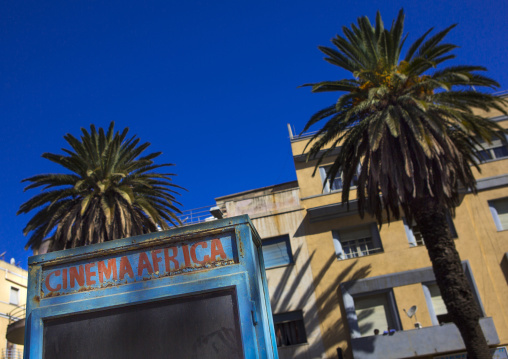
top-left (24, 215), bottom-right (278, 359)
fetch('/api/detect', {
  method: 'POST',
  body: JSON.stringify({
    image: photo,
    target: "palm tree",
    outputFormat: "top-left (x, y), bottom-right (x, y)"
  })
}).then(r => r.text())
top-left (301, 10), bottom-right (506, 358)
top-left (18, 122), bottom-right (185, 252)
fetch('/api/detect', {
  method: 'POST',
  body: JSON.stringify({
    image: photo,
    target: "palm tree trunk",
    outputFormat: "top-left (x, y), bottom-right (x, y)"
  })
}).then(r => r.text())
top-left (411, 198), bottom-right (491, 359)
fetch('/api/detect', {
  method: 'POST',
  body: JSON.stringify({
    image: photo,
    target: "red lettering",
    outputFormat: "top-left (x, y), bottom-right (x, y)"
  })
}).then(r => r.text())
top-left (119, 256), bottom-right (134, 280)
top-left (151, 249), bottom-right (163, 272)
top-left (191, 242), bottom-right (210, 265)
top-left (182, 245), bottom-right (191, 267)
top-left (138, 252), bottom-right (153, 276)
top-left (45, 270), bottom-right (61, 292)
top-left (62, 268), bottom-right (68, 289)
top-left (69, 266), bottom-right (85, 288)
top-left (98, 258), bottom-right (117, 283)
top-left (164, 247), bottom-right (179, 271)
top-left (210, 239), bottom-right (227, 261)
top-left (85, 263), bottom-right (96, 286)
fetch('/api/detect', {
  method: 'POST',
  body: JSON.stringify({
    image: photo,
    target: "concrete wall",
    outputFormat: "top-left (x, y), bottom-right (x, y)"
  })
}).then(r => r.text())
top-left (216, 182), bottom-right (327, 359)
top-left (289, 100), bottom-right (508, 358)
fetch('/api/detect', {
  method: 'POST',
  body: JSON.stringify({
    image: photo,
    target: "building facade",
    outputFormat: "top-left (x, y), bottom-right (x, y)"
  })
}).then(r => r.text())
top-left (9, 97), bottom-right (508, 359)
top-left (210, 96), bottom-right (508, 358)
top-left (287, 99), bottom-right (508, 358)
top-left (215, 182), bottom-right (327, 359)
top-left (0, 259), bottom-right (27, 359)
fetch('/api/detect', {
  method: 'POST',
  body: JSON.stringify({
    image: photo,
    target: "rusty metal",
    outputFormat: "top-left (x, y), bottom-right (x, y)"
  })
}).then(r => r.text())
top-left (24, 215), bottom-right (279, 359)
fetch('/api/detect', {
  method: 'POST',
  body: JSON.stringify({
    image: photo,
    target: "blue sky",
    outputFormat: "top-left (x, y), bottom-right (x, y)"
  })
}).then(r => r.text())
top-left (1, 0), bottom-right (507, 268)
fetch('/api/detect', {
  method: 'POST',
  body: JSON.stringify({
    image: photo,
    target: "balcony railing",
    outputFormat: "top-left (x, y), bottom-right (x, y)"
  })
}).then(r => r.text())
top-left (2, 348), bottom-right (22, 359)
top-left (7, 305), bottom-right (25, 324)
top-left (6, 305), bottom-right (26, 345)
top-left (350, 317), bottom-right (499, 359)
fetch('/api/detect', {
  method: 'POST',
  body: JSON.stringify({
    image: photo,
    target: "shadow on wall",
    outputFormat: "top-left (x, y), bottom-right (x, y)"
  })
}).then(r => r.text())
top-left (268, 232), bottom-right (372, 359)
top-left (501, 253), bottom-right (508, 287)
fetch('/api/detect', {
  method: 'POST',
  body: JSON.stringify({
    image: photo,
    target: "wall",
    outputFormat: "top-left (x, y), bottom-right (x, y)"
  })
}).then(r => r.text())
top-left (289, 99), bottom-right (508, 358)
top-left (216, 182), bottom-right (327, 359)
top-left (0, 259), bottom-right (27, 359)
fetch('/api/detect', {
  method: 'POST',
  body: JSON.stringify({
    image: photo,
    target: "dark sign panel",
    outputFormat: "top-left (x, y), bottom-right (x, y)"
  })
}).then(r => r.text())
top-left (43, 288), bottom-right (244, 359)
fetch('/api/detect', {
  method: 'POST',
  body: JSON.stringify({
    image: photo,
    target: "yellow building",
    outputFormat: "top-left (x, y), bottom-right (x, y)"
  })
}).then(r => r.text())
top-left (206, 94), bottom-right (508, 358)
top-left (214, 182), bottom-right (328, 359)
top-left (0, 258), bottom-right (27, 359)
top-left (286, 95), bottom-right (508, 358)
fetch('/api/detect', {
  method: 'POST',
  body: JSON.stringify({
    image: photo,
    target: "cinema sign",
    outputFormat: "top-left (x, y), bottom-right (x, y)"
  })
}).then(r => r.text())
top-left (25, 215), bottom-right (279, 359)
top-left (42, 235), bottom-right (236, 297)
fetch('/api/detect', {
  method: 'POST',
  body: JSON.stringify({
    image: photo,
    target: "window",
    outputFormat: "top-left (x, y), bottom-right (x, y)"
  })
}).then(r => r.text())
top-left (475, 132), bottom-right (508, 162)
top-left (354, 293), bottom-right (398, 337)
top-left (333, 224), bottom-right (383, 260)
top-left (10, 287), bottom-right (19, 305)
top-left (262, 235), bottom-right (293, 269)
top-left (489, 198), bottom-right (508, 231)
top-left (403, 218), bottom-right (425, 247)
top-left (319, 165), bottom-right (360, 193)
top-left (273, 311), bottom-right (307, 347)
top-left (403, 215), bottom-right (458, 247)
top-left (424, 283), bottom-right (452, 325)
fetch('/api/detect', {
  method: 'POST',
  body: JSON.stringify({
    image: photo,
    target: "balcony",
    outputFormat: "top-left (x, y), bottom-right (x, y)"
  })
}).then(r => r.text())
top-left (351, 317), bottom-right (499, 359)
top-left (2, 348), bottom-right (22, 359)
top-left (6, 305), bottom-right (25, 345)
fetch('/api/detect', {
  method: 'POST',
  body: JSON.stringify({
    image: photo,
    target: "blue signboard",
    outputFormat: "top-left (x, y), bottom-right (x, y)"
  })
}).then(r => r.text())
top-left (24, 215), bottom-right (279, 359)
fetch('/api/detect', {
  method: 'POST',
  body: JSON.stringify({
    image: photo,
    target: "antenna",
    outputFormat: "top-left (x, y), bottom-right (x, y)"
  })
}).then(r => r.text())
top-left (404, 305), bottom-right (417, 318)
top-left (287, 124), bottom-right (293, 139)
top-left (0, 252), bottom-right (5, 261)
top-left (404, 305), bottom-right (421, 329)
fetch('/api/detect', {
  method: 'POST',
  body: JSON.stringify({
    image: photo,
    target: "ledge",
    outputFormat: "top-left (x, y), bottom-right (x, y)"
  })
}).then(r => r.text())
top-left (351, 317), bottom-right (499, 359)
top-left (475, 174), bottom-right (508, 192)
top-left (293, 147), bottom-right (341, 163)
top-left (307, 174), bottom-right (508, 223)
top-left (307, 200), bottom-right (360, 223)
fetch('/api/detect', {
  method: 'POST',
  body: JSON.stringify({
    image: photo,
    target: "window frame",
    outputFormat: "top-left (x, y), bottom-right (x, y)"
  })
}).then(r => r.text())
top-left (422, 282), bottom-right (453, 326)
top-left (341, 261), bottom-right (485, 338)
top-left (403, 214), bottom-right (458, 247)
top-left (261, 234), bottom-right (294, 269)
top-left (319, 165), bottom-right (360, 194)
top-left (474, 132), bottom-right (508, 162)
top-left (348, 289), bottom-right (401, 338)
top-left (272, 310), bottom-right (308, 347)
top-left (489, 197), bottom-right (508, 231)
top-left (333, 223), bottom-right (383, 260)
top-left (10, 286), bottom-right (19, 306)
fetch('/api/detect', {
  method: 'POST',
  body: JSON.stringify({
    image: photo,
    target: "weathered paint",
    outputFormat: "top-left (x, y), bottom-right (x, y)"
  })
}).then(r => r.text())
top-left (41, 234), bottom-right (237, 297)
top-left (24, 215), bottom-right (278, 359)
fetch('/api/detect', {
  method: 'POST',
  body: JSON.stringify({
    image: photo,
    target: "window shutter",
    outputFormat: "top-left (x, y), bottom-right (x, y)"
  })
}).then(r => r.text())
top-left (319, 167), bottom-right (330, 193)
top-left (495, 200), bottom-right (508, 230)
top-left (338, 226), bottom-right (371, 242)
top-left (332, 231), bottom-right (344, 258)
top-left (10, 287), bottom-right (19, 305)
top-left (403, 218), bottom-right (417, 247)
top-left (428, 284), bottom-right (447, 316)
top-left (354, 294), bottom-right (394, 336)
top-left (262, 235), bottom-right (292, 269)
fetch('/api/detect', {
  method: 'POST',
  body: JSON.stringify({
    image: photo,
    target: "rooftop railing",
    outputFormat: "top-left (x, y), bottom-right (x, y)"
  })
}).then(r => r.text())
top-left (175, 206), bottom-right (216, 227)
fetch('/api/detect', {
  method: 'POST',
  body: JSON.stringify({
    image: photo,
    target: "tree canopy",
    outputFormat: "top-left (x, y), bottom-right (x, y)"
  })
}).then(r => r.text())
top-left (18, 122), bottom-right (185, 252)
top-left (301, 10), bottom-right (507, 358)
top-left (302, 9), bottom-right (507, 224)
